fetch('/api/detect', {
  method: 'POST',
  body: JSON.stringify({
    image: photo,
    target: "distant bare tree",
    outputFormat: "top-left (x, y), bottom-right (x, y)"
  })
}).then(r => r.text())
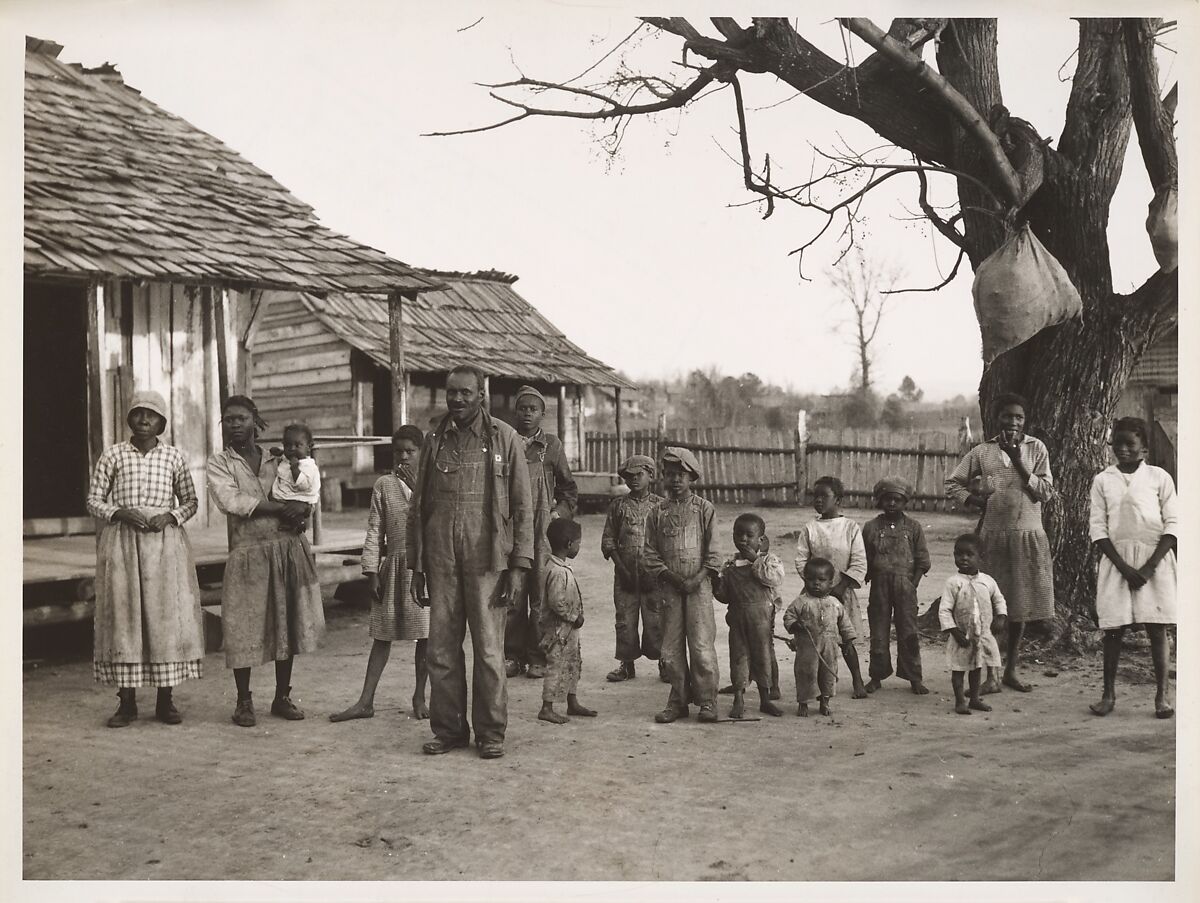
top-left (828, 251), bottom-right (902, 401)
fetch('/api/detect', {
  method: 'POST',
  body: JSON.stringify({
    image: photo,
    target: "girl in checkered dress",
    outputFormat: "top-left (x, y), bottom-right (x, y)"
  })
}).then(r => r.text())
top-left (85, 390), bottom-right (205, 728)
top-left (330, 425), bottom-right (429, 723)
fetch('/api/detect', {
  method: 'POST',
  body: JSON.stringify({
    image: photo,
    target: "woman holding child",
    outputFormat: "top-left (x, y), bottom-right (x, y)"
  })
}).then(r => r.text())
top-left (206, 395), bottom-right (325, 728)
top-left (946, 393), bottom-right (1055, 694)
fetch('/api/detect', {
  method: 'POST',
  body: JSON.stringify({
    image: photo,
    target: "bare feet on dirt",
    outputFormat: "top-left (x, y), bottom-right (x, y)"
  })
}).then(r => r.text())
top-left (980, 678), bottom-right (1002, 695)
top-left (969, 698), bottom-right (992, 712)
top-left (567, 696), bottom-right (597, 717)
top-left (1002, 673), bottom-right (1032, 693)
top-left (851, 683), bottom-right (869, 699)
top-left (538, 705), bottom-right (569, 724)
top-left (329, 702), bottom-right (374, 723)
top-left (819, 698), bottom-right (831, 716)
top-left (910, 681), bottom-right (930, 695)
top-left (865, 679), bottom-right (881, 694)
top-left (1089, 697), bottom-right (1115, 716)
top-left (955, 702), bottom-right (972, 715)
top-left (1155, 693), bottom-right (1173, 719)
top-left (797, 703), bottom-right (809, 717)
top-left (759, 699), bottom-right (783, 717)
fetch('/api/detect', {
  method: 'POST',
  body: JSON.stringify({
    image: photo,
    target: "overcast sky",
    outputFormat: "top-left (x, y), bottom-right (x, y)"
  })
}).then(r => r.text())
top-left (7, 2), bottom-right (1173, 401)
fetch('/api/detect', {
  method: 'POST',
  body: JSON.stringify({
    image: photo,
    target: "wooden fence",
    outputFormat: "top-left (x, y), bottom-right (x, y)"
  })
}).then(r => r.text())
top-left (584, 423), bottom-right (972, 511)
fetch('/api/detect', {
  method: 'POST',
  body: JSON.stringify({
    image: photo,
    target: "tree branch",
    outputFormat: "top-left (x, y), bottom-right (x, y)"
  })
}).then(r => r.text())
top-left (1058, 18), bottom-right (1133, 194)
top-left (730, 75), bottom-right (775, 219)
top-left (422, 69), bottom-right (720, 136)
top-left (884, 245), bottom-right (966, 295)
top-left (840, 17), bottom-right (1023, 208)
top-left (1123, 18), bottom-right (1177, 191)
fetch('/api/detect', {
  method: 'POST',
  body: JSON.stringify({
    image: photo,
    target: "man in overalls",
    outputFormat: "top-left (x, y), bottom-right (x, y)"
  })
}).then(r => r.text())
top-left (409, 365), bottom-right (534, 759)
top-left (505, 385), bottom-right (578, 680)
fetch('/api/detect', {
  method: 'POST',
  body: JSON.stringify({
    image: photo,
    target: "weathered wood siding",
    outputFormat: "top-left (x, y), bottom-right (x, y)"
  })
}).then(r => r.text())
top-left (93, 280), bottom-right (226, 526)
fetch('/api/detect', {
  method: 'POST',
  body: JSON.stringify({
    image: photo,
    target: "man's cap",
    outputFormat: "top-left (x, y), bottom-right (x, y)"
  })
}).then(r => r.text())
top-left (514, 385), bottom-right (547, 408)
top-left (873, 476), bottom-right (912, 501)
top-left (127, 389), bottom-right (168, 421)
top-left (661, 446), bottom-right (701, 480)
top-left (618, 454), bottom-right (656, 477)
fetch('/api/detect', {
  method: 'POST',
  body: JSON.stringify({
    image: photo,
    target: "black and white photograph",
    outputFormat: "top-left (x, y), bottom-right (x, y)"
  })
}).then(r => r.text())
top-left (6, 1), bottom-right (1195, 899)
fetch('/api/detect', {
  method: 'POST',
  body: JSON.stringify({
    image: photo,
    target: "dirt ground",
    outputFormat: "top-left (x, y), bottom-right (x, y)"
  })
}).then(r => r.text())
top-left (22, 505), bottom-right (1175, 881)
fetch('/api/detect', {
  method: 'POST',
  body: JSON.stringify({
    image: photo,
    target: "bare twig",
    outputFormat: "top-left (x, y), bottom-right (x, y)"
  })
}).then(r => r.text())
top-left (563, 23), bottom-right (647, 86)
top-left (885, 246), bottom-right (966, 294)
top-left (456, 16), bottom-right (484, 33)
top-left (422, 68), bottom-right (720, 137)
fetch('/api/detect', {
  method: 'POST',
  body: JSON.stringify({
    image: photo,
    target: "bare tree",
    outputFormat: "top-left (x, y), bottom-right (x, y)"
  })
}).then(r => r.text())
top-left (828, 252), bottom-right (901, 400)
top-left (432, 17), bottom-right (1178, 627)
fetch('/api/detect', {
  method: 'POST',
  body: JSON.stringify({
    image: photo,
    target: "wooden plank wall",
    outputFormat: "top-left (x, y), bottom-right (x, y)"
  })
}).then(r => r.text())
top-left (248, 293), bottom-right (355, 505)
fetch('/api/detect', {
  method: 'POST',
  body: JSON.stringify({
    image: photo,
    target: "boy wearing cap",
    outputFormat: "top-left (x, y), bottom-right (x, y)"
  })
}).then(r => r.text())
top-left (600, 455), bottom-right (665, 682)
top-left (506, 385), bottom-right (578, 679)
top-left (861, 477), bottom-right (931, 695)
top-left (642, 447), bottom-right (722, 723)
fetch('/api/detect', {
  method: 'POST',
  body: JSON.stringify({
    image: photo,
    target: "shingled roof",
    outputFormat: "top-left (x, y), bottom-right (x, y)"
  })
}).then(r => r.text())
top-left (300, 271), bottom-right (635, 389)
top-left (24, 37), bottom-right (439, 295)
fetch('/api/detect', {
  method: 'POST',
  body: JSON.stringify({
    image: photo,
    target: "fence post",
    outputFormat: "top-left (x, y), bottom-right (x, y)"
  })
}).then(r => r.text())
top-left (655, 413), bottom-right (667, 496)
top-left (915, 434), bottom-right (927, 512)
top-left (794, 409), bottom-right (808, 506)
top-left (614, 386), bottom-right (624, 466)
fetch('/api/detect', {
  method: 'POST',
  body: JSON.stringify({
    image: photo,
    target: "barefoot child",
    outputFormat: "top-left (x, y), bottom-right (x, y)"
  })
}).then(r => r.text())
top-left (784, 558), bottom-right (856, 716)
top-left (642, 447), bottom-right (721, 724)
top-left (1088, 418), bottom-right (1178, 719)
top-left (601, 455), bottom-right (665, 684)
top-left (938, 534), bottom-right (1008, 715)
top-left (794, 476), bottom-right (869, 698)
top-left (538, 518), bottom-right (596, 724)
top-left (86, 391), bottom-right (205, 727)
top-left (330, 426), bottom-right (429, 722)
top-left (713, 514), bottom-right (785, 719)
top-left (270, 423), bottom-right (321, 506)
top-left (862, 477), bottom-right (931, 695)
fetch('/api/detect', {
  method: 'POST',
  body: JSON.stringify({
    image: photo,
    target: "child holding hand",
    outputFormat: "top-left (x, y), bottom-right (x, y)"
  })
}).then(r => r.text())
top-left (784, 558), bottom-right (856, 716)
top-left (538, 518), bottom-right (596, 724)
top-left (938, 534), bottom-right (1008, 715)
top-left (713, 513), bottom-right (785, 719)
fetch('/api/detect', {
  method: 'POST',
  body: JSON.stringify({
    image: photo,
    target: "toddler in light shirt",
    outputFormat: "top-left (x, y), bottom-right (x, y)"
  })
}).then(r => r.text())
top-left (271, 423), bottom-right (321, 506)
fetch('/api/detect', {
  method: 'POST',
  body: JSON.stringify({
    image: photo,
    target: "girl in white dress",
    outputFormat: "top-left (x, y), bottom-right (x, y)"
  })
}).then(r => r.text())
top-left (1088, 418), bottom-right (1177, 719)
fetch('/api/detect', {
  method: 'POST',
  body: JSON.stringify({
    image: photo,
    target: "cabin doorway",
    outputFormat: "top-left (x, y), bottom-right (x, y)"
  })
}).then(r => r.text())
top-left (24, 279), bottom-right (91, 520)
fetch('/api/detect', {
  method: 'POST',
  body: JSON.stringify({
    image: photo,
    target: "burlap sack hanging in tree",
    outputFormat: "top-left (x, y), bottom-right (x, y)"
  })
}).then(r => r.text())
top-left (971, 223), bottom-right (1083, 365)
top-left (1146, 185), bottom-right (1178, 274)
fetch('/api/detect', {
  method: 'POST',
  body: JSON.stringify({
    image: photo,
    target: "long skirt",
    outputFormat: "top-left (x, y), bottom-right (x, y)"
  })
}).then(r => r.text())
top-left (978, 528), bottom-right (1055, 623)
top-left (93, 514), bottom-right (204, 687)
top-left (221, 533), bottom-right (325, 668)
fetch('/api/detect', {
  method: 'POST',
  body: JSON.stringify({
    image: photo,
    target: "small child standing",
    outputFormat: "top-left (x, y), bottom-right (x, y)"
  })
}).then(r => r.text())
top-left (1088, 417), bottom-right (1178, 719)
top-left (642, 447), bottom-right (722, 724)
top-left (784, 558), bottom-right (856, 716)
top-left (601, 455), bottom-right (665, 684)
top-left (861, 477), bottom-right (931, 695)
top-left (938, 534), bottom-right (1008, 715)
top-left (794, 475), bottom-right (869, 698)
top-left (330, 426), bottom-right (428, 723)
top-left (713, 513), bottom-right (785, 719)
top-left (538, 518), bottom-right (597, 723)
top-left (271, 423), bottom-right (321, 507)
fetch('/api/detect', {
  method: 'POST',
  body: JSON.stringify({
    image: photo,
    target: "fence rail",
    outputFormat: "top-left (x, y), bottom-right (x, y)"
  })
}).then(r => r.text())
top-left (584, 423), bottom-right (973, 511)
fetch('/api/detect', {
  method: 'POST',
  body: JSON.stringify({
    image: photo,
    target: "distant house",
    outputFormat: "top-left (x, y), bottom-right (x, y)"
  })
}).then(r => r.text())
top-left (23, 37), bottom-right (441, 534)
top-left (1116, 325), bottom-right (1178, 477)
top-left (248, 272), bottom-right (635, 507)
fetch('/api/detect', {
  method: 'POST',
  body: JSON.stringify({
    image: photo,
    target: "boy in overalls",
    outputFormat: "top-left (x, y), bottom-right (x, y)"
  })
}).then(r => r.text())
top-left (601, 455), bottom-right (665, 683)
top-left (505, 385), bottom-right (578, 679)
top-left (642, 447), bottom-right (721, 724)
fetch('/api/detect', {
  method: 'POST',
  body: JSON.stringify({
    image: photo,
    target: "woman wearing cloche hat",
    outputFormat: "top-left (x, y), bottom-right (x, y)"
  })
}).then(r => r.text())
top-left (85, 389), bottom-right (206, 728)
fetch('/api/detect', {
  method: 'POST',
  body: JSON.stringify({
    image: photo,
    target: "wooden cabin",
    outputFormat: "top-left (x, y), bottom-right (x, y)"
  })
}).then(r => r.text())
top-left (23, 37), bottom-right (440, 535)
top-left (1116, 325), bottom-right (1178, 478)
top-left (248, 271), bottom-right (635, 508)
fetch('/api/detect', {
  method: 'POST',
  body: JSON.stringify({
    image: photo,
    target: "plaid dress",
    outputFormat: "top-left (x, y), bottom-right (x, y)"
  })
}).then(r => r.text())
top-left (362, 470), bottom-right (427, 642)
top-left (86, 440), bottom-right (205, 687)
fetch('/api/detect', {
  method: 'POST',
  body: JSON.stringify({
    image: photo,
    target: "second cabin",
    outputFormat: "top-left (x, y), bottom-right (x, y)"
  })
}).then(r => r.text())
top-left (248, 270), bottom-right (635, 509)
